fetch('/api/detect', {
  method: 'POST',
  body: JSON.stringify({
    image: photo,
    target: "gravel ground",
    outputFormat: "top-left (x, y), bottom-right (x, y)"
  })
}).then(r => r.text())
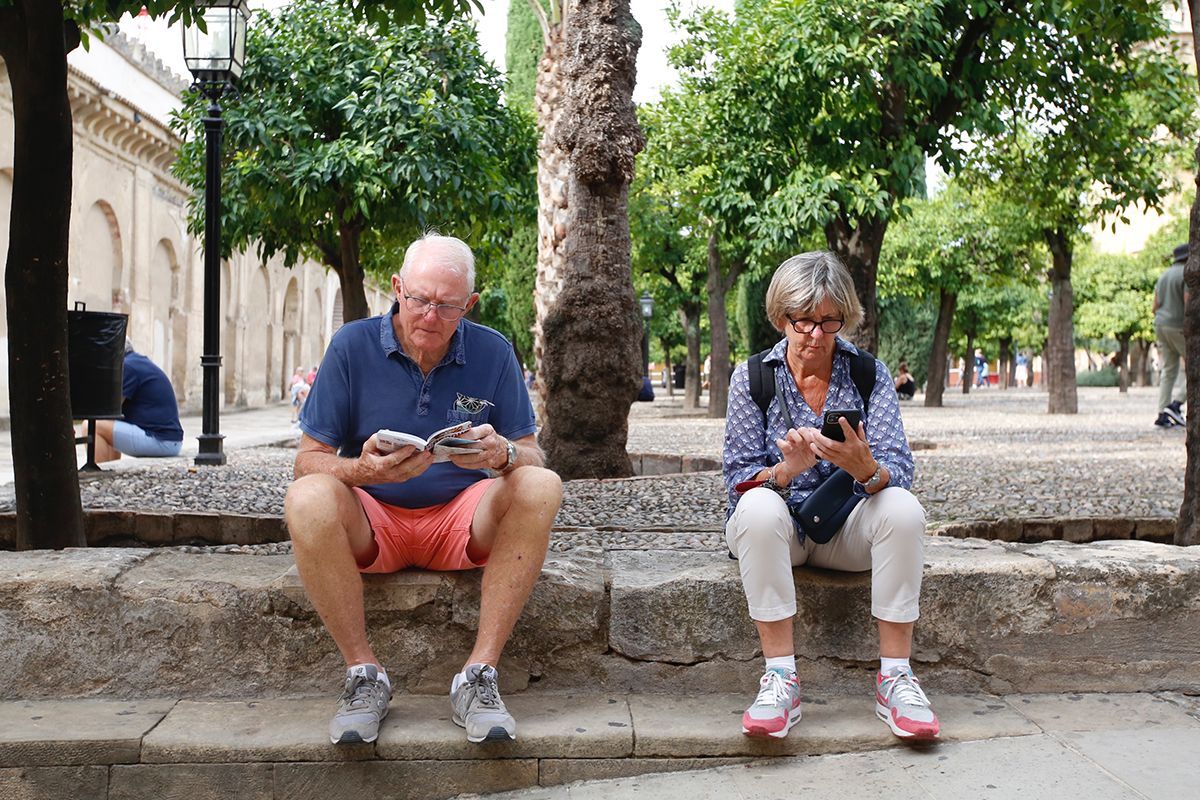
top-left (3, 385), bottom-right (1183, 553)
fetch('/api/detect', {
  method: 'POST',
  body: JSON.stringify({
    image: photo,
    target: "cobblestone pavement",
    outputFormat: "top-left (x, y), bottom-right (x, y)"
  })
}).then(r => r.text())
top-left (1, 386), bottom-right (1184, 553)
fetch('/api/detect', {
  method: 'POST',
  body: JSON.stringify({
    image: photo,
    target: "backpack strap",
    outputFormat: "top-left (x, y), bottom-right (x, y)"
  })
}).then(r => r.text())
top-left (849, 349), bottom-right (877, 419)
top-left (748, 349), bottom-right (774, 419)
top-left (749, 346), bottom-right (877, 420)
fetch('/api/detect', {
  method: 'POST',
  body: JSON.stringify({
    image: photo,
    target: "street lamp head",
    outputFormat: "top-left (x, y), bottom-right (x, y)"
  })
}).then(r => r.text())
top-left (640, 290), bottom-right (655, 320)
top-left (183, 0), bottom-right (251, 90)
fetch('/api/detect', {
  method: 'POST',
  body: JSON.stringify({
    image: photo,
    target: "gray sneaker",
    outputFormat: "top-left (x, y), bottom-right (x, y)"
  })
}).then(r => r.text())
top-left (450, 663), bottom-right (516, 743)
top-left (329, 664), bottom-right (391, 744)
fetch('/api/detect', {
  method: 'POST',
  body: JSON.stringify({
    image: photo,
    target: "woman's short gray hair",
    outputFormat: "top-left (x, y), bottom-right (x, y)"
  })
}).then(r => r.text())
top-left (764, 251), bottom-right (863, 334)
top-left (400, 232), bottom-right (476, 293)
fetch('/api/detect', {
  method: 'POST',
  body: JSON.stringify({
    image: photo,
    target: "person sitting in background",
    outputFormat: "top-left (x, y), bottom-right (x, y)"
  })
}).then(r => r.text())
top-left (894, 361), bottom-right (916, 400)
top-left (91, 341), bottom-right (184, 462)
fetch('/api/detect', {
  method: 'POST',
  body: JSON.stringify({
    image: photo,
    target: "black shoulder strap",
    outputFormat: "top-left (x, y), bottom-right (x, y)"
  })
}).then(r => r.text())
top-left (749, 347), bottom-right (876, 420)
top-left (849, 349), bottom-right (877, 418)
top-left (748, 349), bottom-right (774, 419)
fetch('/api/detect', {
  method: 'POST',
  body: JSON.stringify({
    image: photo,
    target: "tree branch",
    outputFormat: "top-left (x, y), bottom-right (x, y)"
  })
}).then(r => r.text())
top-left (926, 1), bottom-right (1012, 132)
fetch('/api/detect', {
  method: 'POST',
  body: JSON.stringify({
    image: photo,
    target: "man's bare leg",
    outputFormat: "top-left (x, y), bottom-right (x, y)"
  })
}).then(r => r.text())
top-left (462, 466), bottom-right (561, 668)
top-left (92, 420), bottom-right (121, 463)
top-left (284, 473), bottom-right (380, 667)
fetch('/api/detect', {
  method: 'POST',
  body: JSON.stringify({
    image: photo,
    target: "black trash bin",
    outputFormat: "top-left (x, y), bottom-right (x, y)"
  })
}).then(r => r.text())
top-left (68, 302), bottom-right (128, 471)
top-left (673, 364), bottom-right (686, 389)
top-left (68, 302), bottom-right (128, 419)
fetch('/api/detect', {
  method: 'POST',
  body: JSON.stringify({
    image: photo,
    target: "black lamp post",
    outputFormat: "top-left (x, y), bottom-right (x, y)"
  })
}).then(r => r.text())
top-left (182, 0), bottom-right (249, 466)
top-left (639, 290), bottom-right (655, 378)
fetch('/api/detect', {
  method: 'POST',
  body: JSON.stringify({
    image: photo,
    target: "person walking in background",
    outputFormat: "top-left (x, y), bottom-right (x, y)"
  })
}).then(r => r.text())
top-left (90, 341), bottom-right (184, 462)
top-left (1153, 243), bottom-right (1189, 428)
top-left (974, 349), bottom-right (988, 388)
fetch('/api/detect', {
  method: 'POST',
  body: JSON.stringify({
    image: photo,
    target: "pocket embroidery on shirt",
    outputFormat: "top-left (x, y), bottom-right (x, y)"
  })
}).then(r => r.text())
top-left (454, 394), bottom-right (494, 415)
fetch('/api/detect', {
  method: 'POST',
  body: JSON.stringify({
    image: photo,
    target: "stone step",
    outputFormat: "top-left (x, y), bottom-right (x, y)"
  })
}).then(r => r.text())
top-left (8, 691), bottom-right (1195, 800)
top-left (2, 538), bottom-right (1199, 700)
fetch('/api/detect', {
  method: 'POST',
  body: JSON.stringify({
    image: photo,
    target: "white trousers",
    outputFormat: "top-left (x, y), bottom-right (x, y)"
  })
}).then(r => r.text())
top-left (725, 486), bottom-right (926, 623)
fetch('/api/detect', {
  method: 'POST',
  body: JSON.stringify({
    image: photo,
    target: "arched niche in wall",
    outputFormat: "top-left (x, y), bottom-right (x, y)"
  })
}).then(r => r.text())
top-left (281, 276), bottom-right (300, 395)
top-left (70, 199), bottom-right (122, 313)
top-left (168, 242), bottom-right (188, 404)
top-left (221, 259), bottom-right (237, 405)
top-left (149, 239), bottom-right (176, 372)
top-left (247, 265), bottom-right (270, 404)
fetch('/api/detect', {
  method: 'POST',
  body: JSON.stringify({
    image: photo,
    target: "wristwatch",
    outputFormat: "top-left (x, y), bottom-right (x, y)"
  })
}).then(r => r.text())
top-left (500, 438), bottom-right (518, 473)
top-left (854, 463), bottom-right (883, 495)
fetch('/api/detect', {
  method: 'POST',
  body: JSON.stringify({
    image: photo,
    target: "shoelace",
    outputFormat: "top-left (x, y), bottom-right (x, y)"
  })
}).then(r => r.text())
top-left (753, 670), bottom-right (793, 707)
top-left (340, 674), bottom-right (384, 711)
top-left (472, 668), bottom-right (502, 709)
top-left (880, 671), bottom-right (930, 708)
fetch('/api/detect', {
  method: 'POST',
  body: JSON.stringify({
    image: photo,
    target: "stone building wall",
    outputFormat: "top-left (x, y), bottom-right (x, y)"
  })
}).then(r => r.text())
top-left (0, 37), bottom-right (390, 419)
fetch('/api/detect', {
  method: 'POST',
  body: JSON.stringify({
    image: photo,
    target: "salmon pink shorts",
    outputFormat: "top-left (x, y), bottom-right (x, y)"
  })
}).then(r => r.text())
top-left (352, 478), bottom-right (496, 573)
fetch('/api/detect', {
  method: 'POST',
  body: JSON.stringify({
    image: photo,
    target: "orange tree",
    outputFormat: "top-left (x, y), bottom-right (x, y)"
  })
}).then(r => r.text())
top-left (0, 0), bottom-right (474, 550)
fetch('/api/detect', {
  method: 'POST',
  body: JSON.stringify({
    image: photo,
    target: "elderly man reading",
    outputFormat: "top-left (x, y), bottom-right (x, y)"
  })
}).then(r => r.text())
top-left (286, 233), bottom-right (561, 745)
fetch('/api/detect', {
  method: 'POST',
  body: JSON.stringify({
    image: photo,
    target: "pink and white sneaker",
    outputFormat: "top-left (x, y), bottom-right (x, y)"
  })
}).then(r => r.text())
top-left (742, 668), bottom-right (802, 738)
top-left (875, 667), bottom-right (940, 740)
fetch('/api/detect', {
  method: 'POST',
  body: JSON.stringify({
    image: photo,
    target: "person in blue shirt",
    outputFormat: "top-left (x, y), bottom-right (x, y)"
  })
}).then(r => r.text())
top-left (288, 233), bottom-right (562, 747)
top-left (723, 251), bottom-right (937, 743)
top-left (92, 342), bottom-right (183, 462)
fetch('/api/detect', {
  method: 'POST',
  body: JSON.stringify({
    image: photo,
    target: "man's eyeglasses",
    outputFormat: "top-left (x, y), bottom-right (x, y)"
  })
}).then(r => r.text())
top-left (400, 282), bottom-right (468, 321)
top-left (787, 316), bottom-right (844, 335)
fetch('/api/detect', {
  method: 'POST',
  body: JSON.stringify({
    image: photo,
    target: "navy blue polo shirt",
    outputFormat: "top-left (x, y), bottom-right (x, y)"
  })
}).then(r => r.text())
top-left (122, 352), bottom-right (184, 442)
top-left (299, 304), bottom-right (537, 508)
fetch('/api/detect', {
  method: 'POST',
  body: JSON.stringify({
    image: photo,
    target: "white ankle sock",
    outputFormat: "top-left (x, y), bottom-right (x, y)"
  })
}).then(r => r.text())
top-left (880, 657), bottom-right (910, 675)
top-left (765, 655), bottom-right (796, 675)
top-left (348, 662), bottom-right (390, 691)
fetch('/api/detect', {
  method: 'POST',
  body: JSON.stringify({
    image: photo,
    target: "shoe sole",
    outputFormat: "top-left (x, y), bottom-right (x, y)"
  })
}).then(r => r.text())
top-left (330, 706), bottom-right (388, 745)
top-left (467, 726), bottom-right (517, 744)
top-left (875, 702), bottom-right (939, 740)
top-left (742, 705), bottom-right (802, 739)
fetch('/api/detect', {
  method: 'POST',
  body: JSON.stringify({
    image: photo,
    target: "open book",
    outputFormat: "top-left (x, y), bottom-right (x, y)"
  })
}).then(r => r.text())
top-left (375, 420), bottom-right (483, 463)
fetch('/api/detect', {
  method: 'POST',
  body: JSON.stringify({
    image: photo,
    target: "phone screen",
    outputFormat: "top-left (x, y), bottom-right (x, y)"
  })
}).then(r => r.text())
top-left (820, 409), bottom-right (861, 442)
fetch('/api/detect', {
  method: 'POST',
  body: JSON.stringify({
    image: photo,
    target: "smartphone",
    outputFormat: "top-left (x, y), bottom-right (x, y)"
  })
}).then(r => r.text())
top-left (820, 408), bottom-right (862, 442)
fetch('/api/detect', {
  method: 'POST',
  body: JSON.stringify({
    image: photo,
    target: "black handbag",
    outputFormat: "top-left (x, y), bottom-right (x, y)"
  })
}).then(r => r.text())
top-left (772, 364), bottom-right (865, 544)
top-left (792, 468), bottom-right (862, 544)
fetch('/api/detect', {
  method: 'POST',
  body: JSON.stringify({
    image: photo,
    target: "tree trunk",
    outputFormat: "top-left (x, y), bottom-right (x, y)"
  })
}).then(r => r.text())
top-left (1131, 340), bottom-right (1151, 386)
top-left (0, 1), bottom-right (86, 549)
top-left (999, 337), bottom-right (1012, 389)
top-left (531, 9), bottom-right (568, 421)
top-left (336, 212), bottom-right (370, 322)
top-left (538, 0), bottom-right (644, 479)
top-left (1044, 228), bottom-right (1079, 414)
top-left (1177, 96), bottom-right (1200, 543)
top-left (923, 289), bottom-right (956, 408)
top-left (1116, 334), bottom-right (1130, 393)
top-left (682, 305), bottom-right (702, 411)
top-left (706, 235), bottom-right (734, 418)
top-left (825, 215), bottom-right (889, 354)
top-left (962, 334), bottom-right (975, 395)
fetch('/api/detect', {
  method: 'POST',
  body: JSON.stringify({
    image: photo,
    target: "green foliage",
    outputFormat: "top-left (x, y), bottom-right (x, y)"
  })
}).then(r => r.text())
top-left (1076, 365), bottom-right (1119, 387)
top-left (735, 272), bottom-right (779, 356)
top-left (1073, 245), bottom-right (1155, 343)
top-left (504, 0), bottom-right (541, 111)
top-left (497, 222), bottom-right (537, 364)
top-left (1136, 192), bottom-right (1195, 277)
top-left (968, 4), bottom-right (1196, 251)
top-left (170, 0), bottom-right (535, 279)
top-left (61, 0), bottom-right (478, 36)
top-left (877, 294), bottom-right (936, 388)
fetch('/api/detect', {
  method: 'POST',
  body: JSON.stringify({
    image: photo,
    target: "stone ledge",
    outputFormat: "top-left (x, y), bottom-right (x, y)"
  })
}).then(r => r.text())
top-left (0, 509), bottom-right (288, 549)
top-left (1, 539), bottom-right (1198, 699)
top-left (933, 516), bottom-right (1177, 544)
top-left (2, 692), bottom-right (1195, 800)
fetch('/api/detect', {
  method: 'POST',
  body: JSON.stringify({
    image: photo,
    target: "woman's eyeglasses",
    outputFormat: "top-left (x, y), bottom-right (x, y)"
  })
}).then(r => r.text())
top-left (786, 316), bottom-right (844, 334)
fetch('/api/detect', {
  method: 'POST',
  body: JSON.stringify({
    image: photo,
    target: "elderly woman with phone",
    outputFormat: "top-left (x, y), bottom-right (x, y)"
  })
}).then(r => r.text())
top-left (722, 251), bottom-right (935, 741)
